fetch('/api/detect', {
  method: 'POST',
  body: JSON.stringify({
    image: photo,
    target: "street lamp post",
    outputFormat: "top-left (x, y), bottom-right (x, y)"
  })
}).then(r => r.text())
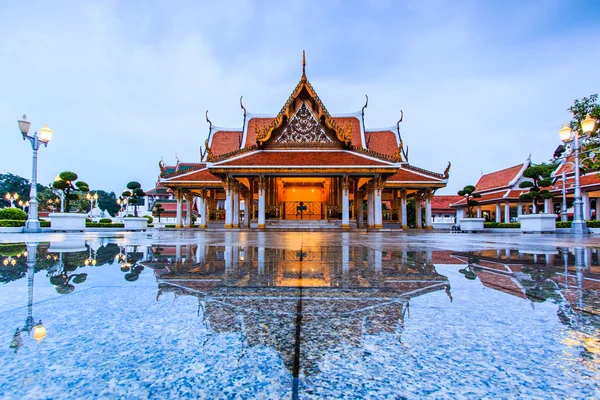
top-left (17, 115), bottom-right (53, 233)
top-left (559, 114), bottom-right (596, 234)
top-left (5, 193), bottom-right (19, 208)
top-left (86, 192), bottom-right (98, 214)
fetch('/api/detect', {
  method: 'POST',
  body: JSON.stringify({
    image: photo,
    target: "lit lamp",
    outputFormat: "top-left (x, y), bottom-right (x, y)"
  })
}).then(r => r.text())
top-left (5, 193), bottom-right (19, 207)
top-left (559, 114), bottom-right (597, 234)
top-left (17, 115), bottom-right (54, 233)
top-left (32, 321), bottom-right (46, 343)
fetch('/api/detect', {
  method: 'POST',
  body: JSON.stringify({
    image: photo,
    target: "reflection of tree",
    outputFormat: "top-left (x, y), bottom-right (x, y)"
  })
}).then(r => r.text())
top-left (47, 252), bottom-right (89, 294)
top-left (519, 265), bottom-right (561, 303)
top-left (458, 253), bottom-right (481, 280)
top-left (116, 246), bottom-right (145, 282)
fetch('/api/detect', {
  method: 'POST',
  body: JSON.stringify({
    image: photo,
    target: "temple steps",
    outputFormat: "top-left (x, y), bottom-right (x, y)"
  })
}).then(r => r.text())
top-left (262, 219), bottom-right (357, 230)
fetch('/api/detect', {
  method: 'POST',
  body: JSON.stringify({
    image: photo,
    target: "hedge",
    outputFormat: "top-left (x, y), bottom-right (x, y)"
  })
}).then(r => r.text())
top-left (556, 221), bottom-right (571, 228)
top-left (0, 208), bottom-right (27, 221)
top-left (0, 243), bottom-right (27, 256)
top-left (0, 219), bottom-right (25, 227)
top-left (40, 221), bottom-right (50, 227)
top-left (484, 222), bottom-right (520, 229)
top-left (143, 215), bottom-right (153, 224)
top-left (98, 218), bottom-right (113, 224)
top-left (86, 222), bottom-right (125, 228)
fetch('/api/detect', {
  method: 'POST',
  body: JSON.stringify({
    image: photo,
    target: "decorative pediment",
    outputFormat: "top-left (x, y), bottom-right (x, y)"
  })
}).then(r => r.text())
top-left (274, 103), bottom-right (333, 145)
top-left (256, 53), bottom-right (352, 147)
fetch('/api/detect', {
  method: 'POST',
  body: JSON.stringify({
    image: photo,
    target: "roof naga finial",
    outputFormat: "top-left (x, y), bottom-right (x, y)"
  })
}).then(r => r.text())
top-left (362, 95), bottom-right (368, 115)
top-left (240, 96), bottom-right (247, 117)
top-left (444, 161), bottom-right (451, 179)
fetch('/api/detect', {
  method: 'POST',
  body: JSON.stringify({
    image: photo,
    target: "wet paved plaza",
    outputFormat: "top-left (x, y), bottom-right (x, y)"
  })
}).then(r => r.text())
top-left (0, 231), bottom-right (599, 398)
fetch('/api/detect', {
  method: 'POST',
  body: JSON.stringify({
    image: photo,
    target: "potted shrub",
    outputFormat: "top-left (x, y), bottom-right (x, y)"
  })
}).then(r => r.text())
top-left (518, 163), bottom-right (558, 233)
top-left (121, 181), bottom-right (147, 231)
top-left (457, 185), bottom-right (485, 232)
top-left (49, 172), bottom-right (90, 231)
top-left (153, 202), bottom-right (165, 228)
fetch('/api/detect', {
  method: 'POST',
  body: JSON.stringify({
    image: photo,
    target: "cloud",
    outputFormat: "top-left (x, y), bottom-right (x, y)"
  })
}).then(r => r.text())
top-left (0, 0), bottom-right (598, 196)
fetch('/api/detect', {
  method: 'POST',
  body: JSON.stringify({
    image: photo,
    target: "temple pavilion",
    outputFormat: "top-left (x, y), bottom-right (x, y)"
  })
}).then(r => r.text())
top-left (157, 54), bottom-right (449, 229)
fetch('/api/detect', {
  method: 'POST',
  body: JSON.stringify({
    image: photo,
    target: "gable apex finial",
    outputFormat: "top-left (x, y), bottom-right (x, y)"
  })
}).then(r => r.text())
top-left (302, 50), bottom-right (306, 77)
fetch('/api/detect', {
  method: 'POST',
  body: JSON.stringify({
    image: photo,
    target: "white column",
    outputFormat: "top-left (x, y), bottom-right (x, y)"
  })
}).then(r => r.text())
top-left (224, 184), bottom-right (233, 228)
top-left (374, 185), bottom-right (383, 228)
top-left (456, 207), bottom-right (464, 222)
top-left (544, 198), bottom-right (553, 215)
top-left (198, 192), bottom-right (207, 229)
top-left (425, 191), bottom-right (432, 229)
top-left (175, 190), bottom-right (183, 228)
top-left (595, 198), bottom-right (600, 221)
top-left (185, 193), bottom-right (193, 228)
top-left (400, 191), bottom-right (408, 229)
top-left (233, 185), bottom-right (240, 228)
top-left (356, 190), bottom-right (364, 228)
top-left (342, 180), bottom-right (350, 229)
top-left (416, 195), bottom-right (422, 228)
top-left (477, 205), bottom-right (482, 218)
top-left (495, 203), bottom-right (501, 223)
top-left (504, 201), bottom-right (510, 223)
top-left (367, 185), bottom-right (374, 228)
top-left (517, 201), bottom-right (523, 216)
top-left (583, 192), bottom-right (590, 220)
top-left (258, 178), bottom-right (266, 228)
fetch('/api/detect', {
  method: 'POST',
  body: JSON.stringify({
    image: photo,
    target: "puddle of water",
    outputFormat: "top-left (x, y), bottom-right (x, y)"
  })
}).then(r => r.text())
top-left (0, 238), bottom-right (598, 399)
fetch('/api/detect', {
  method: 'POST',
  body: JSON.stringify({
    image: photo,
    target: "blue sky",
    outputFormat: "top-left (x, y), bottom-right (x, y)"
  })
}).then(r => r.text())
top-left (0, 0), bottom-right (598, 194)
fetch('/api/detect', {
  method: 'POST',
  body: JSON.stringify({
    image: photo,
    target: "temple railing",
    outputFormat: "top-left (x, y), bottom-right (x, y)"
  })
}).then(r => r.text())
top-left (284, 202), bottom-right (323, 220)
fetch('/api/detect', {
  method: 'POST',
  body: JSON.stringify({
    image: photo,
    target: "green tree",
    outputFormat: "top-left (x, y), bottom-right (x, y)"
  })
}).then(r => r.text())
top-left (457, 185), bottom-right (481, 218)
top-left (0, 173), bottom-right (45, 208)
top-left (122, 181), bottom-right (145, 217)
top-left (154, 202), bottom-right (165, 222)
top-left (567, 94), bottom-right (600, 171)
top-left (52, 172), bottom-right (90, 213)
top-left (519, 163), bottom-right (555, 213)
top-left (37, 186), bottom-right (61, 211)
top-left (97, 190), bottom-right (119, 216)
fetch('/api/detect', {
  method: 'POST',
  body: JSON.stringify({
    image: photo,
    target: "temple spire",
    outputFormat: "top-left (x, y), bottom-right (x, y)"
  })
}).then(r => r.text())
top-left (302, 50), bottom-right (306, 79)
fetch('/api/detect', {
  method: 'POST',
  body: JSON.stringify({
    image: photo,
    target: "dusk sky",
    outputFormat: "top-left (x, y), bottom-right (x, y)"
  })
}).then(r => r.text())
top-left (1, 0), bottom-right (598, 195)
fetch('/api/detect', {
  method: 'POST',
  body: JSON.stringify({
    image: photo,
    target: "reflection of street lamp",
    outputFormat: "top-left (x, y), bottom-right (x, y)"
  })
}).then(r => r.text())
top-left (559, 114), bottom-right (596, 234)
top-left (9, 243), bottom-right (46, 353)
top-left (5, 192), bottom-right (19, 207)
top-left (18, 115), bottom-right (53, 233)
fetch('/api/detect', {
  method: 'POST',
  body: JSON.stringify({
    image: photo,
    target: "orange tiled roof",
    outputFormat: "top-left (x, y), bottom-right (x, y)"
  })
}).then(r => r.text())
top-left (387, 168), bottom-right (443, 182)
top-left (336, 117), bottom-right (363, 148)
top-left (431, 195), bottom-right (462, 212)
top-left (163, 168), bottom-right (221, 182)
top-left (244, 118), bottom-right (271, 147)
top-left (476, 163), bottom-right (525, 192)
top-left (212, 150), bottom-right (396, 167)
top-left (365, 130), bottom-right (397, 157)
top-left (211, 130), bottom-right (243, 157)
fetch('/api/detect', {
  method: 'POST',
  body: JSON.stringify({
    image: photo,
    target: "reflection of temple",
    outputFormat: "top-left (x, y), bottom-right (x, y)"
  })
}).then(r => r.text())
top-left (145, 245), bottom-right (451, 375)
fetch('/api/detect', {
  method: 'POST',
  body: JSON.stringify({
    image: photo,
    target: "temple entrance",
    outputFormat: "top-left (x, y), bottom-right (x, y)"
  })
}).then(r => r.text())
top-left (271, 177), bottom-right (331, 220)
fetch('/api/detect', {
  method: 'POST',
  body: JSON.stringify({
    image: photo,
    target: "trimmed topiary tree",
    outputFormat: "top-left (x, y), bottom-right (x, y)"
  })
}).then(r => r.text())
top-left (519, 163), bottom-right (555, 213)
top-left (0, 208), bottom-right (27, 221)
top-left (52, 172), bottom-right (90, 212)
top-left (154, 202), bottom-right (165, 222)
top-left (457, 185), bottom-right (481, 218)
top-left (121, 182), bottom-right (145, 217)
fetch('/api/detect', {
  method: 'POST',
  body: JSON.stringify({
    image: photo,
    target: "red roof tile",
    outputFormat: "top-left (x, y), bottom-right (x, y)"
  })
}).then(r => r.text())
top-left (334, 117), bottom-right (363, 147)
top-left (213, 151), bottom-right (395, 167)
top-left (365, 131), bottom-right (397, 157)
top-left (164, 168), bottom-right (221, 182)
top-left (245, 118), bottom-right (272, 147)
top-left (431, 195), bottom-right (462, 212)
top-left (211, 130), bottom-right (242, 157)
top-left (476, 163), bottom-right (525, 191)
top-left (387, 168), bottom-right (442, 182)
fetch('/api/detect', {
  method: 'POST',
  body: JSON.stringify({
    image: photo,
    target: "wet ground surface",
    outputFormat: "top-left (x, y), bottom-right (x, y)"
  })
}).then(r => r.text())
top-left (0, 231), bottom-right (599, 399)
